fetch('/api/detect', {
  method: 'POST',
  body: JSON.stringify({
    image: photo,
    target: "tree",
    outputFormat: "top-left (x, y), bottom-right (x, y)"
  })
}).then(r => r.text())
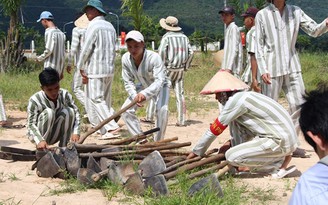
top-left (121, 0), bottom-right (144, 31)
top-left (0, 0), bottom-right (25, 72)
top-left (120, 0), bottom-right (161, 45)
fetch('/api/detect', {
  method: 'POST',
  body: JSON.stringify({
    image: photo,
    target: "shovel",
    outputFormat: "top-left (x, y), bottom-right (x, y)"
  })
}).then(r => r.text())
top-left (144, 174), bottom-right (169, 196)
top-left (188, 164), bottom-right (230, 197)
top-left (124, 171), bottom-right (145, 195)
top-left (77, 99), bottom-right (138, 144)
top-left (104, 161), bottom-right (135, 184)
top-left (64, 143), bottom-right (80, 177)
top-left (138, 150), bottom-right (166, 178)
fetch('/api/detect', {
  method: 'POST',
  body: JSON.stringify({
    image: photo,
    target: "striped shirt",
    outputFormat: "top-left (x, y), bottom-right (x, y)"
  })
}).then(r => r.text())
top-left (122, 49), bottom-right (169, 100)
top-left (255, 3), bottom-right (328, 77)
top-left (27, 89), bottom-right (80, 143)
top-left (219, 91), bottom-right (299, 154)
top-left (0, 95), bottom-right (6, 121)
top-left (241, 26), bottom-right (259, 83)
top-left (221, 22), bottom-right (243, 76)
top-left (158, 31), bottom-right (193, 71)
top-left (68, 27), bottom-right (86, 66)
top-left (77, 16), bottom-right (116, 78)
top-left (37, 27), bottom-right (66, 74)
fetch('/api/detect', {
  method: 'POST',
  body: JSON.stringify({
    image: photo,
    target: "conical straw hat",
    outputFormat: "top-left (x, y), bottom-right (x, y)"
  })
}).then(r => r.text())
top-left (74, 14), bottom-right (90, 29)
top-left (213, 49), bottom-right (224, 67)
top-left (200, 70), bottom-right (249, 95)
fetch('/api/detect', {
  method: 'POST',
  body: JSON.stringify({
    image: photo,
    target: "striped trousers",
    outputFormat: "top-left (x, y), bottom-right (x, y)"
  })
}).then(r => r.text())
top-left (85, 76), bottom-right (119, 135)
top-left (72, 68), bottom-right (86, 107)
top-left (145, 70), bottom-right (186, 125)
top-left (0, 95), bottom-right (7, 121)
top-left (122, 84), bottom-right (170, 141)
top-left (261, 72), bottom-right (304, 135)
top-left (37, 107), bottom-right (75, 147)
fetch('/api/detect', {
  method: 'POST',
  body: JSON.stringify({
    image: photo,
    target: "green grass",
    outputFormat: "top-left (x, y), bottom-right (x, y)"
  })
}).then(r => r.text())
top-left (1, 51), bottom-right (328, 204)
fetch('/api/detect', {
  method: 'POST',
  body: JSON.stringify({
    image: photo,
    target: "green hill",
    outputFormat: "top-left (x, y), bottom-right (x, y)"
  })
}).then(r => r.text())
top-left (1, 0), bottom-right (328, 49)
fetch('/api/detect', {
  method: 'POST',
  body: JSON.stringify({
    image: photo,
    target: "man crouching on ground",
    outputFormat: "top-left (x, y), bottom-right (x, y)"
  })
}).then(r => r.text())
top-left (27, 68), bottom-right (81, 149)
top-left (188, 70), bottom-right (299, 177)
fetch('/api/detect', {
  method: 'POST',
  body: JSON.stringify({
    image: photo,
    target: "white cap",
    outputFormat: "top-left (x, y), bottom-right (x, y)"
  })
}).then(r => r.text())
top-left (125, 30), bottom-right (144, 43)
top-left (37, 11), bottom-right (54, 22)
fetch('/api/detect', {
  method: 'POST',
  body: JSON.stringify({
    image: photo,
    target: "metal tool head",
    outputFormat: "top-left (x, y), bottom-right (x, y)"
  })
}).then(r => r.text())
top-left (124, 171), bottom-right (145, 195)
top-left (138, 150), bottom-right (166, 178)
top-left (86, 155), bottom-right (102, 173)
top-left (36, 151), bottom-right (61, 178)
top-left (108, 161), bottom-right (135, 185)
top-left (64, 144), bottom-right (81, 177)
top-left (144, 174), bottom-right (169, 196)
top-left (188, 173), bottom-right (224, 197)
top-left (99, 157), bottom-right (114, 170)
top-left (52, 147), bottom-right (67, 179)
top-left (77, 168), bottom-right (97, 185)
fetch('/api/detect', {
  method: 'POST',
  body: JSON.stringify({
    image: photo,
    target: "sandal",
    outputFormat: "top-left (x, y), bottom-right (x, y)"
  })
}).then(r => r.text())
top-left (140, 118), bottom-right (155, 124)
top-left (271, 165), bottom-right (297, 179)
top-left (98, 132), bottom-right (120, 140)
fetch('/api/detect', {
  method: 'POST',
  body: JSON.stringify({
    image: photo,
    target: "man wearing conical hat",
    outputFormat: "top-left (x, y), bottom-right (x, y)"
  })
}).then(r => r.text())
top-left (67, 13), bottom-right (89, 110)
top-left (188, 70), bottom-right (299, 178)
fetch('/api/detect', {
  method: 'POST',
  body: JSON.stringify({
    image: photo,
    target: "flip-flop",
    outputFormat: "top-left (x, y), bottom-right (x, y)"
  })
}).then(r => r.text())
top-left (271, 165), bottom-right (297, 179)
top-left (98, 133), bottom-right (121, 140)
top-left (140, 118), bottom-right (155, 125)
top-left (109, 127), bottom-right (122, 135)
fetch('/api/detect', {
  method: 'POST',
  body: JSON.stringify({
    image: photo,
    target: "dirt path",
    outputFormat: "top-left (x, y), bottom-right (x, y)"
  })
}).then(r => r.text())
top-left (0, 108), bottom-right (318, 205)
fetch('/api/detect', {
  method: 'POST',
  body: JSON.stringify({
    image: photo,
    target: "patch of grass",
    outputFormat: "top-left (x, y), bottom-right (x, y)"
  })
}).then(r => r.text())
top-left (7, 173), bottom-right (20, 181)
top-left (0, 197), bottom-right (22, 205)
top-left (48, 176), bottom-right (87, 195)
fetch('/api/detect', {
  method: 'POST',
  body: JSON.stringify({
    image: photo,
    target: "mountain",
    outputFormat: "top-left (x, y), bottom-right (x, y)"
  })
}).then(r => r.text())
top-left (1, 0), bottom-right (328, 46)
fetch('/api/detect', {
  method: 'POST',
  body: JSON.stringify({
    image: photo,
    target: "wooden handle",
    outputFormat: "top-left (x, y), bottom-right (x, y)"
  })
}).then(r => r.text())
top-left (163, 153), bottom-right (225, 180)
top-left (188, 161), bottom-right (229, 179)
top-left (79, 142), bottom-right (192, 158)
top-left (77, 99), bottom-right (137, 144)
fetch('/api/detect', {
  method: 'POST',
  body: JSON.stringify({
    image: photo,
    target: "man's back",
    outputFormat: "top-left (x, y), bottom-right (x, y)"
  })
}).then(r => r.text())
top-left (158, 31), bottom-right (193, 69)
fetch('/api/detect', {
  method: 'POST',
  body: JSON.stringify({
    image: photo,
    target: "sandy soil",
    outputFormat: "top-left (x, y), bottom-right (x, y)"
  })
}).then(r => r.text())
top-left (0, 105), bottom-right (318, 205)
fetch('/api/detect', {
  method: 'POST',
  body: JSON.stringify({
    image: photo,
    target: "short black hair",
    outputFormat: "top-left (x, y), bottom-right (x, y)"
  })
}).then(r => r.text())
top-left (299, 83), bottom-right (328, 152)
top-left (39, 68), bottom-right (60, 86)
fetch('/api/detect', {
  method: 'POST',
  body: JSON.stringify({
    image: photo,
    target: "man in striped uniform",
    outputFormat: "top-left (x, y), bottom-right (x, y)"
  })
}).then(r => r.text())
top-left (66, 13), bottom-right (88, 108)
top-left (121, 30), bottom-right (170, 142)
top-left (0, 94), bottom-right (10, 127)
top-left (145, 16), bottom-right (192, 127)
top-left (27, 69), bottom-right (80, 149)
top-left (240, 7), bottom-right (261, 92)
top-left (36, 11), bottom-right (66, 79)
top-left (188, 71), bottom-right (299, 176)
top-left (255, 0), bottom-right (328, 134)
top-left (77, 0), bottom-right (120, 138)
top-left (219, 6), bottom-right (243, 77)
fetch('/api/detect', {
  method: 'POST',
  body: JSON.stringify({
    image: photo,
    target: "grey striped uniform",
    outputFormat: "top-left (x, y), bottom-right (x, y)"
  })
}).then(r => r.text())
top-left (241, 26), bottom-right (260, 84)
top-left (0, 95), bottom-right (7, 121)
top-left (121, 49), bottom-right (170, 141)
top-left (77, 16), bottom-right (119, 134)
top-left (68, 27), bottom-right (86, 106)
top-left (27, 89), bottom-right (81, 147)
top-left (255, 3), bottom-right (328, 133)
top-left (192, 91), bottom-right (299, 171)
top-left (37, 27), bottom-right (66, 75)
top-left (157, 31), bottom-right (194, 125)
top-left (221, 22), bottom-right (243, 77)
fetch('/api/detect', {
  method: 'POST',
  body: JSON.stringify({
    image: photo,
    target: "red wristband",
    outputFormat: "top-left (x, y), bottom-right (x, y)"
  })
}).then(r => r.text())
top-left (210, 118), bottom-right (227, 136)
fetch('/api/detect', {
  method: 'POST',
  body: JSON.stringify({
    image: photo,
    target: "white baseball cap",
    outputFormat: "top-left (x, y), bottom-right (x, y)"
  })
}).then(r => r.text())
top-left (37, 11), bottom-right (54, 22)
top-left (125, 30), bottom-right (144, 43)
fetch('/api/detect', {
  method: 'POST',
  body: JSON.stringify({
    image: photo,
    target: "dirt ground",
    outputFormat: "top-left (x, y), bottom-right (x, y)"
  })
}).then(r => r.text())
top-left (0, 105), bottom-right (318, 205)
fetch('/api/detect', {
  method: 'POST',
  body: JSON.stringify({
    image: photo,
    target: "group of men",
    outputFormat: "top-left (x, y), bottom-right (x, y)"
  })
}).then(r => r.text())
top-left (18, 0), bottom-right (328, 203)
top-left (27, 0), bottom-right (193, 147)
